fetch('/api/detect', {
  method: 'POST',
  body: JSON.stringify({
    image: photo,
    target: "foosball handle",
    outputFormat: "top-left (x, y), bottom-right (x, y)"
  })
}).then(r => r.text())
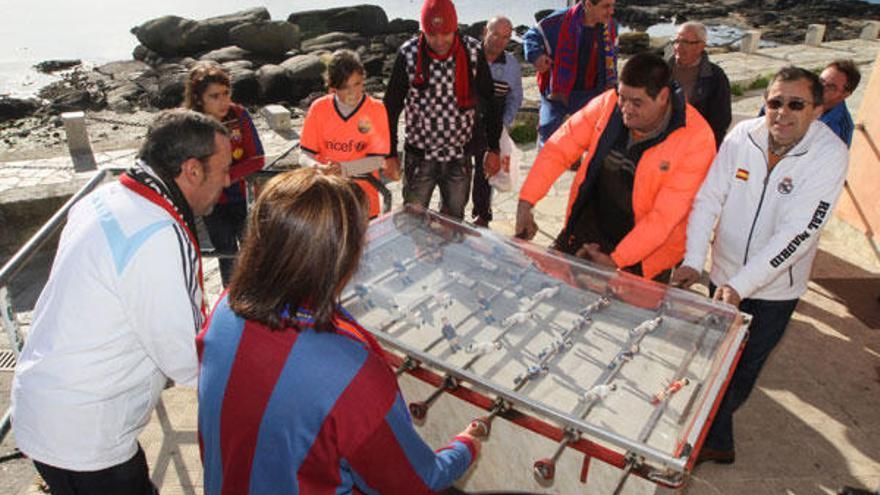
top-left (409, 402), bottom-right (428, 420)
top-left (533, 458), bottom-right (556, 481)
top-left (471, 417), bottom-right (492, 438)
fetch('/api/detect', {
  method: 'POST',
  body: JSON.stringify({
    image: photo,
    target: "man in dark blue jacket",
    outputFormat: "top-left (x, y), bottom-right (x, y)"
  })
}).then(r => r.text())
top-left (819, 59), bottom-right (861, 147)
top-left (523, 0), bottom-right (618, 148)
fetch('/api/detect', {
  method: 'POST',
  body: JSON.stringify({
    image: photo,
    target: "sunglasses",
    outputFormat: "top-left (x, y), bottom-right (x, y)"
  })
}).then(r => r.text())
top-left (765, 98), bottom-right (811, 111)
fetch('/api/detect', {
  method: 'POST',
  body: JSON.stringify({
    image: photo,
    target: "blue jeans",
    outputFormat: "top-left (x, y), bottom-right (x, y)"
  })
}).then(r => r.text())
top-left (704, 285), bottom-right (799, 452)
top-left (403, 148), bottom-right (472, 220)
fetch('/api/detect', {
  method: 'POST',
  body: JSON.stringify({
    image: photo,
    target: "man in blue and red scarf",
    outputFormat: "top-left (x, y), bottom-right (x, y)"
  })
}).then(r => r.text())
top-left (524, 0), bottom-right (618, 148)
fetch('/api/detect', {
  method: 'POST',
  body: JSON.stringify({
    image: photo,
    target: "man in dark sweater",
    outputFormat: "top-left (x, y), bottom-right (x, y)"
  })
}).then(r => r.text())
top-left (383, 0), bottom-right (502, 220)
top-left (668, 21), bottom-right (732, 149)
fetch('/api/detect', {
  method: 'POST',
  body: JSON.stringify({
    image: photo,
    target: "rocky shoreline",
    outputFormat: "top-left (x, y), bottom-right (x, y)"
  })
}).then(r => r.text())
top-left (1, 0), bottom-right (879, 161)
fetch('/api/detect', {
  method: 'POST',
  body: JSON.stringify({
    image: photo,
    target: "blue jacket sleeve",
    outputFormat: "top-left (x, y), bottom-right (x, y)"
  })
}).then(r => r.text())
top-left (523, 25), bottom-right (548, 64)
top-left (503, 53), bottom-right (524, 128)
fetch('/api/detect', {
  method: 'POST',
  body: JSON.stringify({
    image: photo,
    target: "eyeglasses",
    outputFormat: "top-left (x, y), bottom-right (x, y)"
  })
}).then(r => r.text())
top-left (673, 38), bottom-right (703, 46)
top-left (820, 80), bottom-right (843, 93)
top-left (765, 98), bottom-right (811, 111)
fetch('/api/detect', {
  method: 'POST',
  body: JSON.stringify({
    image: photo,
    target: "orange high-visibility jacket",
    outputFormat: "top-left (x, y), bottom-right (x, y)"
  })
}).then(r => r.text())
top-left (519, 88), bottom-right (716, 280)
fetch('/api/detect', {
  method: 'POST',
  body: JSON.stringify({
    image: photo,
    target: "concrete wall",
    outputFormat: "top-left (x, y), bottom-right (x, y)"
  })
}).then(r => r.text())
top-left (836, 52), bottom-right (880, 243)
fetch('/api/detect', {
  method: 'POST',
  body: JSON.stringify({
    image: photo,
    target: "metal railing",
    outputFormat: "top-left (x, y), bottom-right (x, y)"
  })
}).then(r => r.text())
top-left (0, 169), bottom-right (109, 444)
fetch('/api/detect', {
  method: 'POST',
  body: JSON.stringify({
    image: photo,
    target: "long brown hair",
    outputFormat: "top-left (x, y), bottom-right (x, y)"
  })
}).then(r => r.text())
top-left (228, 168), bottom-right (368, 332)
top-left (183, 61), bottom-right (231, 112)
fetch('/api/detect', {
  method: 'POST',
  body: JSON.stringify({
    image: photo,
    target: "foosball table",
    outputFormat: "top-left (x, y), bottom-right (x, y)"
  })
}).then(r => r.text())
top-left (341, 206), bottom-right (750, 494)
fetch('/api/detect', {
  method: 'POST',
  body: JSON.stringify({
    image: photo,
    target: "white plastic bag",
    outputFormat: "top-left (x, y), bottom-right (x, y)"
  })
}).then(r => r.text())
top-left (489, 128), bottom-right (520, 192)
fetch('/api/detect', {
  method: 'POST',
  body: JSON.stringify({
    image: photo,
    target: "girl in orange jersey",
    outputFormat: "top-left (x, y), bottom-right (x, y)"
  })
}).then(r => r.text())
top-left (300, 50), bottom-right (391, 218)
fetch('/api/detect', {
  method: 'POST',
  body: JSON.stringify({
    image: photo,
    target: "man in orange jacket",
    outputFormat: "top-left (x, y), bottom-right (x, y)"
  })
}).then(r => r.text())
top-left (516, 53), bottom-right (716, 282)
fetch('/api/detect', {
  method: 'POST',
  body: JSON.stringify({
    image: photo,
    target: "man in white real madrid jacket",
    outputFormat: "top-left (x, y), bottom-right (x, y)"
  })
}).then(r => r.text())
top-left (12, 110), bottom-right (231, 494)
top-left (671, 67), bottom-right (848, 465)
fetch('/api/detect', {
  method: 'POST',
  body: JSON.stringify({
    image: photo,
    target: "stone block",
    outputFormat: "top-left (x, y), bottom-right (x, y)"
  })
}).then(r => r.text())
top-left (61, 111), bottom-right (96, 172)
top-left (741, 30), bottom-right (761, 54)
top-left (861, 21), bottom-right (880, 40)
top-left (261, 104), bottom-right (292, 133)
top-left (805, 24), bottom-right (826, 46)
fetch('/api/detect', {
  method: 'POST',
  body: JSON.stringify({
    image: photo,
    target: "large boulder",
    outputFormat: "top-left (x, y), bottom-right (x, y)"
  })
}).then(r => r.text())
top-left (280, 54), bottom-right (325, 82)
top-left (383, 33), bottom-right (412, 51)
top-left (132, 44), bottom-right (163, 65)
top-left (0, 97), bottom-right (40, 122)
top-left (230, 20), bottom-right (302, 55)
top-left (106, 82), bottom-right (143, 113)
top-left (131, 16), bottom-right (197, 57)
top-left (184, 8), bottom-right (271, 55)
top-left (617, 31), bottom-right (651, 54)
top-left (288, 5), bottom-right (389, 38)
top-left (301, 32), bottom-right (363, 52)
top-left (231, 70), bottom-right (260, 104)
top-left (362, 54), bottom-right (385, 78)
top-left (152, 65), bottom-right (188, 108)
top-left (221, 60), bottom-right (254, 71)
top-left (222, 63), bottom-right (259, 104)
top-left (280, 54), bottom-right (326, 101)
top-left (387, 18), bottom-right (419, 34)
top-left (200, 46), bottom-right (253, 64)
top-left (33, 59), bottom-right (81, 73)
top-left (131, 8), bottom-right (270, 57)
top-left (255, 64), bottom-right (293, 102)
top-left (464, 22), bottom-right (486, 39)
top-left (49, 90), bottom-right (93, 113)
top-left (95, 60), bottom-right (152, 79)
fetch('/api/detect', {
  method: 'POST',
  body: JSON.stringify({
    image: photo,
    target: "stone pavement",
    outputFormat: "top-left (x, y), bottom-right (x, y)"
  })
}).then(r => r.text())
top-left (1, 37), bottom-right (879, 495)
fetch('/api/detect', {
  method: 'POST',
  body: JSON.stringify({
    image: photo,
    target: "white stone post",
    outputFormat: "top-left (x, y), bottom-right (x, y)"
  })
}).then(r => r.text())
top-left (861, 21), bottom-right (880, 40)
top-left (61, 111), bottom-right (96, 171)
top-left (741, 30), bottom-right (761, 54)
top-left (805, 24), bottom-right (826, 46)
top-left (261, 104), bottom-right (292, 133)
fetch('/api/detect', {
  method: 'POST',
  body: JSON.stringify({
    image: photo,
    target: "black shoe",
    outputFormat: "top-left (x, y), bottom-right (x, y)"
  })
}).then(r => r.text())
top-left (838, 487), bottom-right (878, 495)
top-left (696, 447), bottom-right (735, 465)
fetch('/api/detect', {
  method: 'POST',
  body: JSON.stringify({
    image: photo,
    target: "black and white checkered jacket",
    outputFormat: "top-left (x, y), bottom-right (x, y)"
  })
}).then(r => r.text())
top-left (385, 33), bottom-right (502, 162)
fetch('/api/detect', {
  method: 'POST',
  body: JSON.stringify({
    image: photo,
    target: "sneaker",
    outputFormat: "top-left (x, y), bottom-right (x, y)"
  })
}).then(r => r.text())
top-left (696, 447), bottom-right (735, 465)
top-left (473, 217), bottom-right (490, 228)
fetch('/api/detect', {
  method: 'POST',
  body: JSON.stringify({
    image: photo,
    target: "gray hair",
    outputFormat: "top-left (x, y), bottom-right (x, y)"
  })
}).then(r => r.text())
top-left (137, 109), bottom-right (228, 184)
top-left (678, 21), bottom-right (708, 43)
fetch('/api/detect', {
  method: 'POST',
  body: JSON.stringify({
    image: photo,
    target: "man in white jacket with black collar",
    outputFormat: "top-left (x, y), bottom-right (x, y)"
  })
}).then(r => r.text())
top-left (672, 66), bottom-right (848, 465)
top-left (12, 110), bottom-right (231, 494)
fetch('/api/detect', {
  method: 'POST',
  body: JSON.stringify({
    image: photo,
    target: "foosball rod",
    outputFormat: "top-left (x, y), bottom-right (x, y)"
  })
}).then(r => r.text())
top-left (635, 313), bottom-right (716, 445)
top-left (578, 315), bottom-right (664, 420)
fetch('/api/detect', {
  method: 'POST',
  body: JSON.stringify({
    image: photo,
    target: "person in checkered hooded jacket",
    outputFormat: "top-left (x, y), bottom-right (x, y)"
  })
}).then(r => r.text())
top-left (384, 0), bottom-right (503, 220)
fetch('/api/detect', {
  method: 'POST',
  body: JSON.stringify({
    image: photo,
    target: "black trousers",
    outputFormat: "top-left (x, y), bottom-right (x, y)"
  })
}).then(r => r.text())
top-left (468, 147), bottom-right (493, 222)
top-left (33, 446), bottom-right (157, 495)
top-left (704, 284), bottom-right (799, 452)
top-left (203, 200), bottom-right (247, 287)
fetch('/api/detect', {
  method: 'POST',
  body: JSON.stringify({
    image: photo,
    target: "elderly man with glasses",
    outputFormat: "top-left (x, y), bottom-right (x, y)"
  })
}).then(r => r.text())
top-left (671, 67), bottom-right (849, 465)
top-left (668, 21), bottom-right (731, 149)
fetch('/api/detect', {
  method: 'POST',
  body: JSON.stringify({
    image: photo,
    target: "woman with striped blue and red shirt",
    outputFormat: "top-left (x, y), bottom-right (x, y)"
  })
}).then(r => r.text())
top-left (197, 168), bottom-right (481, 494)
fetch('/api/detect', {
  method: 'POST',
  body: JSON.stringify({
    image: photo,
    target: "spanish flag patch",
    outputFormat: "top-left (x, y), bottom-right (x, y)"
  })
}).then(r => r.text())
top-left (735, 168), bottom-right (749, 181)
